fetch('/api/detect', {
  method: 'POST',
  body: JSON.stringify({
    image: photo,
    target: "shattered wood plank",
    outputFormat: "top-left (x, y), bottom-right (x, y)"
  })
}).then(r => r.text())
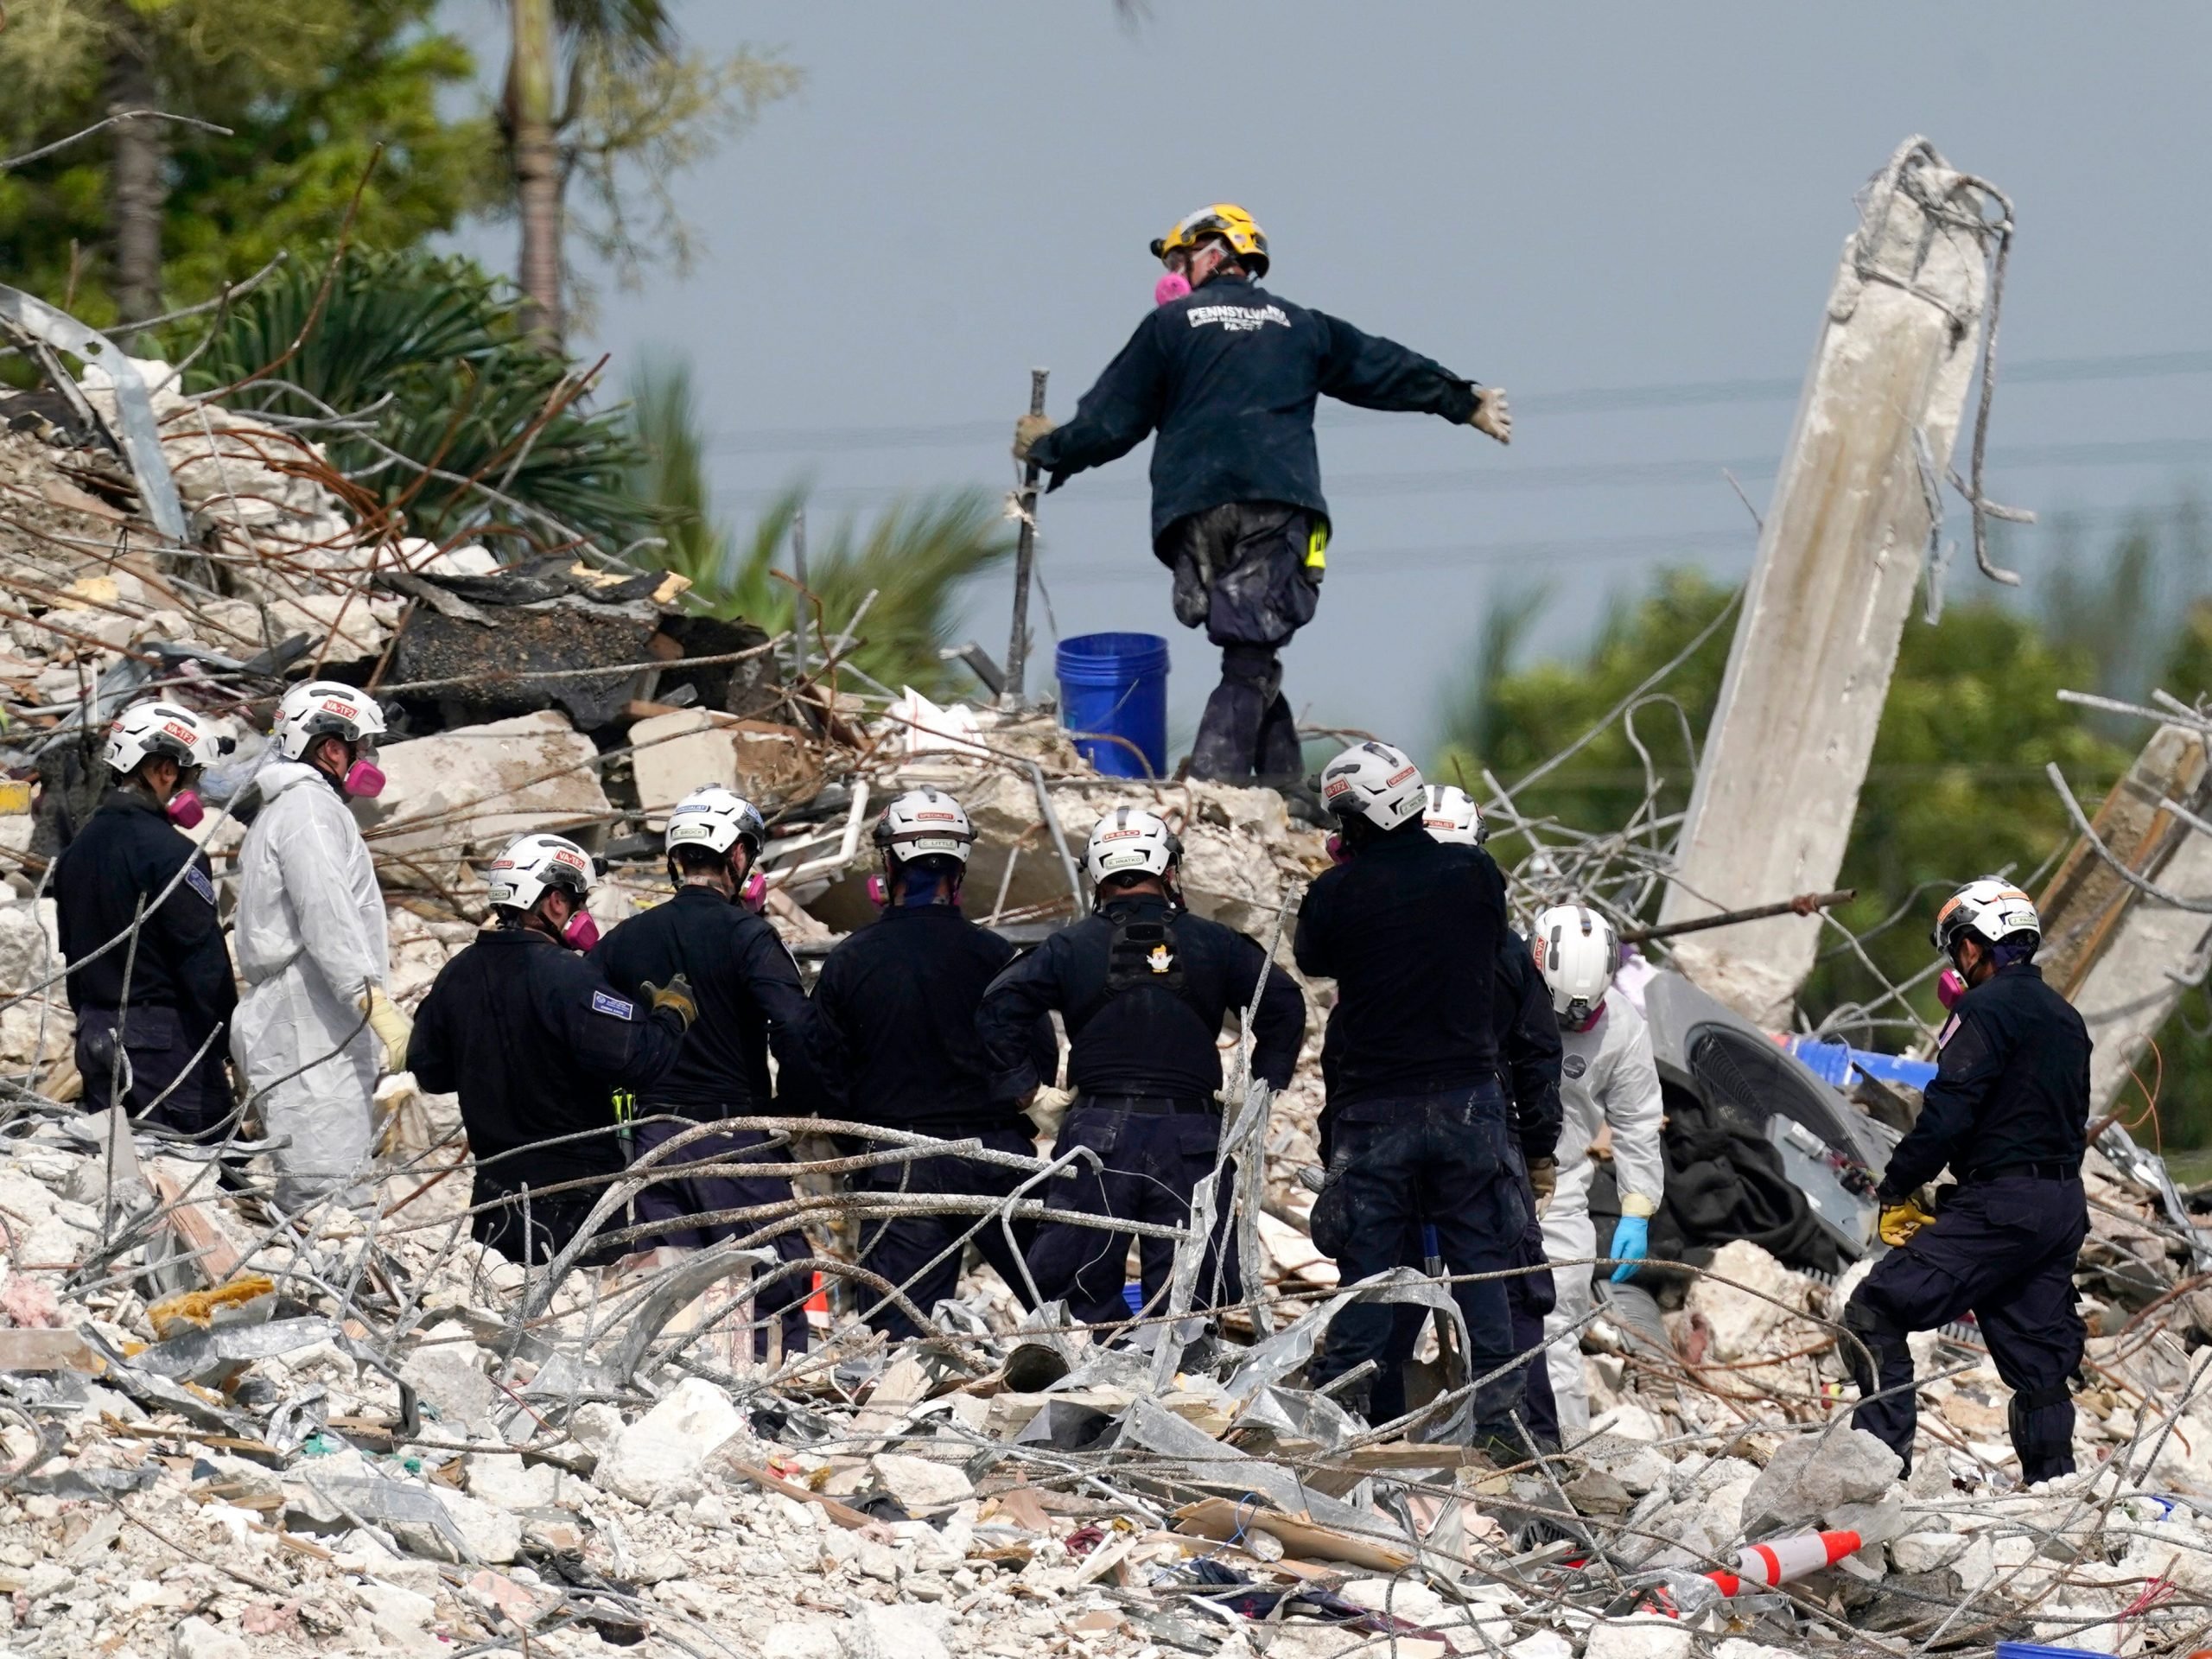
top-left (724, 1460), bottom-right (879, 1532)
top-left (145, 1166), bottom-right (245, 1287)
top-left (1171, 1497), bottom-right (1414, 1572)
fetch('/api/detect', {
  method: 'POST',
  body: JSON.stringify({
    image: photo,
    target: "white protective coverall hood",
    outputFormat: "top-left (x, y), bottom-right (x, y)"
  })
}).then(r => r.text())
top-left (1541, 982), bottom-right (1664, 1436)
top-left (229, 760), bottom-right (388, 1211)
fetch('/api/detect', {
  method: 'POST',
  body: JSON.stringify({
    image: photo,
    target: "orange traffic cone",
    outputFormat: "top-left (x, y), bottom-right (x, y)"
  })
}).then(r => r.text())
top-left (1706, 1530), bottom-right (1864, 1596)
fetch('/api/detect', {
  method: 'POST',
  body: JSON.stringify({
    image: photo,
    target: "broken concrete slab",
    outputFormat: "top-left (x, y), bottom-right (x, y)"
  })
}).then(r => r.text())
top-left (1738, 1426), bottom-right (1902, 1538)
top-left (370, 711), bottom-right (613, 890)
top-left (630, 708), bottom-right (823, 823)
top-left (596, 1376), bottom-right (741, 1506)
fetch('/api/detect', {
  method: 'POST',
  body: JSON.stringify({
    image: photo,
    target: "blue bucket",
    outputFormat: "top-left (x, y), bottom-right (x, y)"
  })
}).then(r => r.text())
top-left (1995, 1646), bottom-right (2109, 1659)
top-left (1057, 632), bottom-right (1170, 779)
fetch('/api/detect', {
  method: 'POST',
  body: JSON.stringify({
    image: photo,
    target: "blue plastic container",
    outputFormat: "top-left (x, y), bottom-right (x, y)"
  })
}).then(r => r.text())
top-left (1995, 1645), bottom-right (2107, 1659)
top-left (1122, 1282), bottom-right (1145, 1315)
top-left (1057, 632), bottom-right (1170, 779)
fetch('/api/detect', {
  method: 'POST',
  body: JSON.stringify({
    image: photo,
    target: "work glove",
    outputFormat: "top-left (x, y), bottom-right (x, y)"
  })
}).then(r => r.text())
top-left (1021, 1084), bottom-right (1074, 1141)
top-left (1608, 1214), bottom-right (1650, 1283)
top-left (1878, 1195), bottom-right (1937, 1248)
top-left (1468, 385), bottom-right (1511, 444)
top-left (359, 986), bottom-right (414, 1076)
top-left (1526, 1155), bottom-right (1557, 1216)
top-left (1013, 413), bottom-right (1057, 463)
top-left (639, 974), bottom-right (699, 1033)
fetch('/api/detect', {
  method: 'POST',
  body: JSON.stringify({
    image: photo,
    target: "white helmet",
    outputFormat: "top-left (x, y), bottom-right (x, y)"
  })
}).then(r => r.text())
top-left (1319, 741), bottom-right (1426, 832)
top-left (274, 679), bottom-right (387, 761)
top-left (1084, 805), bottom-right (1181, 886)
top-left (1421, 784), bottom-right (1487, 847)
top-left (874, 787), bottom-right (976, 865)
top-left (486, 832), bottom-right (596, 912)
top-left (1531, 904), bottom-right (1618, 1027)
top-left (105, 701), bottom-right (225, 775)
top-left (1932, 877), bottom-right (2041, 956)
top-left (666, 786), bottom-right (766, 859)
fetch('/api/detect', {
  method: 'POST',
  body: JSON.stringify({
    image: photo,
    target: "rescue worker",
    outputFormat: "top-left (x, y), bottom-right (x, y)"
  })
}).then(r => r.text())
top-left (1297, 744), bottom-right (1557, 1452)
top-left (1843, 879), bottom-right (2090, 1485)
top-left (1528, 901), bottom-right (1665, 1441)
top-left (1412, 786), bottom-right (1565, 1446)
top-left (231, 681), bottom-right (411, 1211)
top-left (590, 787), bottom-right (816, 1352)
top-left (410, 833), bottom-right (694, 1264)
top-left (807, 789), bottom-right (1058, 1338)
top-left (978, 806), bottom-right (1303, 1329)
top-left (1013, 204), bottom-right (1509, 786)
top-left (53, 702), bottom-right (237, 1134)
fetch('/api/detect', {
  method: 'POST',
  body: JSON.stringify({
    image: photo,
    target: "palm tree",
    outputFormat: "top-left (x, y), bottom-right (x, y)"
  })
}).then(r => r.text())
top-left (630, 357), bottom-right (1014, 699)
top-left (497, 0), bottom-right (796, 346)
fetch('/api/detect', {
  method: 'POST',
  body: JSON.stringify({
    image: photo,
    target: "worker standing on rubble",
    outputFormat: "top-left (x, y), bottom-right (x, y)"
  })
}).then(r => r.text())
top-left (54, 702), bottom-right (238, 1134)
top-left (230, 681), bottom-right (411, 1211)
top-left (1410, 787), bottom-right (1565, 1445)
top-left (590, 787), bottom-right (816, 1354)
top-left (1013, 205), bottom-right (1508, 787)
top-left (1297, 745), bottom-right (1557, 1452)
top-left (808, 789), bottom-right (1058, 1338)
top-left (1843, 879), bottom-right (2090, 1486)
top-left (1529, 901), bottom-right (1665, 1441)
top-left (978, 806), bottom-right (1303, 1329)
top-left (410, 833), bottom-right (693, 1264)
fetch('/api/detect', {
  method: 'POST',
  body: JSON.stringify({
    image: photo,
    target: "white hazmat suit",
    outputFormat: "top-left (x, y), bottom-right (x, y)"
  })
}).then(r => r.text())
top-left (230, 760), bottom-right (388, 1211)
top-left (1543, 983), bottom-right (1664, 1436)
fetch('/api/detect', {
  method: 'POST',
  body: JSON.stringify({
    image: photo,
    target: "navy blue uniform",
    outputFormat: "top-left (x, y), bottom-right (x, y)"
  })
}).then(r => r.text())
top-left (1027, 276), bottom-right (1480, 783)
top-left (1846, 962), bottom-right (2092, 1483)
top-left (53, 789), bottom-right (237, 1135)
top-left (1296, 827), bottom-right (1531, 1436)
top-left (977, 894), bottom-right (1304, 1327)
top-left (809, 904), bottom-right (1058, 1338)
top-left (409, 928), bottom-right (685, 1263)
top-left (592, 887), bottom-right (818, 1351)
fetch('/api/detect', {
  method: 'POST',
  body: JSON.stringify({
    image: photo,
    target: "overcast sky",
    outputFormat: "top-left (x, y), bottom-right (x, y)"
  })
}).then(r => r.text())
top-left (454, 3), bottom-right (2212, 758)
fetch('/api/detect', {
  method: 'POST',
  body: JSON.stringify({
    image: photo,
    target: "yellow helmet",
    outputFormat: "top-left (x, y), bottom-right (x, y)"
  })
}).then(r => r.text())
top-left (1149, 203), bottom-right (1268, 277)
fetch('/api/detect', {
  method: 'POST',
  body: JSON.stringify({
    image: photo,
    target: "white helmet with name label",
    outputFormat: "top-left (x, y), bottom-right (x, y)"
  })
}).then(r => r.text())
top-left (1421, 784), bottom-right (1487, 846)
top-left (487, 833), bottom-right (596, 912)
top-left (665, 786), bottom-right (766, 859)
top-left (273, 679), bottom-right (387, 761)
top-left (1084, 805), bottom-right (1181, 885)
top-left (874, 787), bottom-right (976, 865)
top-left (105, 701), bottom-right (226, 775)
top-left (1319, 741), bottom-right (1426, 832)
top-left (1932, 877), bottom-right (2041, 956)
top-left (1531, 903), bottom-right (1619, 1028)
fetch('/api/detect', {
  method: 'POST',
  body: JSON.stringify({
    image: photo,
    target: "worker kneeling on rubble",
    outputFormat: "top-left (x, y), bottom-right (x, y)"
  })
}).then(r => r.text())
top-left (1844, 879), bottom-right (2090, 1485)
top-left (410, 834), bottom-right (693, 1265)
top-left (1298, 745), bottom-right (1557, 1452)
top-left (978, 806), bottom-right (1303, 1330)
top-left (809, 789), bottom-right (1058, 1339)
top-left (1529, 902), bottom-right (1664, 1441)
top-left (54, 702), bottom-right (238, 1135)
top-left (591, 787), bottom-right (816, 1354)
top-left (1013, 204), bottom-right (1506, 788)
top-left (231, 682), bottom-right (411, 1211)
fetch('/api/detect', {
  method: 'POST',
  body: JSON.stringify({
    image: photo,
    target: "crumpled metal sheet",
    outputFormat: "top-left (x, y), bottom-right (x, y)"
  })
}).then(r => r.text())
top-left (135, 1315), bottom-right (340, 1383)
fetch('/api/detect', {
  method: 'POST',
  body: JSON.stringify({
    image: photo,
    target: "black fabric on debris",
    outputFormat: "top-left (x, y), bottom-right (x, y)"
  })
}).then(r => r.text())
top-left (1647, 1085), bottom-right (1843, 1274)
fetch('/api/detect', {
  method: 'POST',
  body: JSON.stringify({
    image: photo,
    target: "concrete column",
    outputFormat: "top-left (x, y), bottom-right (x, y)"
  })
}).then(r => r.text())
top-left (1661, 138), bottom-right (2008, 1025)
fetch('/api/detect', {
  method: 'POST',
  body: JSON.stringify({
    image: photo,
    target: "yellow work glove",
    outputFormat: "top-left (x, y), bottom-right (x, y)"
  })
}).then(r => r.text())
top-left (359, 986), bottom-right (414, 1076)
top-left (1013, 413), bottom-right (1056, 463)
top-left (1469, 385), bottom-right (1512, 445)
top-left (1022, 1084), bottom-right (1074, 1141)
top-left (1878, 1197), bottom-right (1937, 1248)
top-left (639, 975), bottom-right (699, 1033)
top-left (1527, 1155), bottom-right (1558, 1216)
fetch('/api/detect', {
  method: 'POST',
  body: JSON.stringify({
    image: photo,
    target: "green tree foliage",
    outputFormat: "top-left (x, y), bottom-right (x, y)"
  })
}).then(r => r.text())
top-left (184, 249), bottom-right (655, 554)
top-left (0, 0), bottom-right (486, 324)
top-left (629, 357), bottom-right (1014, 699)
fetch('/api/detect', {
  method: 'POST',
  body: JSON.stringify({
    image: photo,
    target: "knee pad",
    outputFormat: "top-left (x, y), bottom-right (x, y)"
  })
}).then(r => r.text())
top-left (1220, 645), bottom-right (1282, 702)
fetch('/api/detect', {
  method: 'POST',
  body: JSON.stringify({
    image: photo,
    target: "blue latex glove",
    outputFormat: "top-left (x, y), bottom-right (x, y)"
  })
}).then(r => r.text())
top-left (1608, 1214), bottom-right (1649, 1283)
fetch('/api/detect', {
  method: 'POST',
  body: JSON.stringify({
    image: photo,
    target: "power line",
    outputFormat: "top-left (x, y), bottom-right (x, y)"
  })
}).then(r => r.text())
top-left (697, 346), bottom-right (2212, 457)
top-left (715, 434), bottom-right (2212, 510)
